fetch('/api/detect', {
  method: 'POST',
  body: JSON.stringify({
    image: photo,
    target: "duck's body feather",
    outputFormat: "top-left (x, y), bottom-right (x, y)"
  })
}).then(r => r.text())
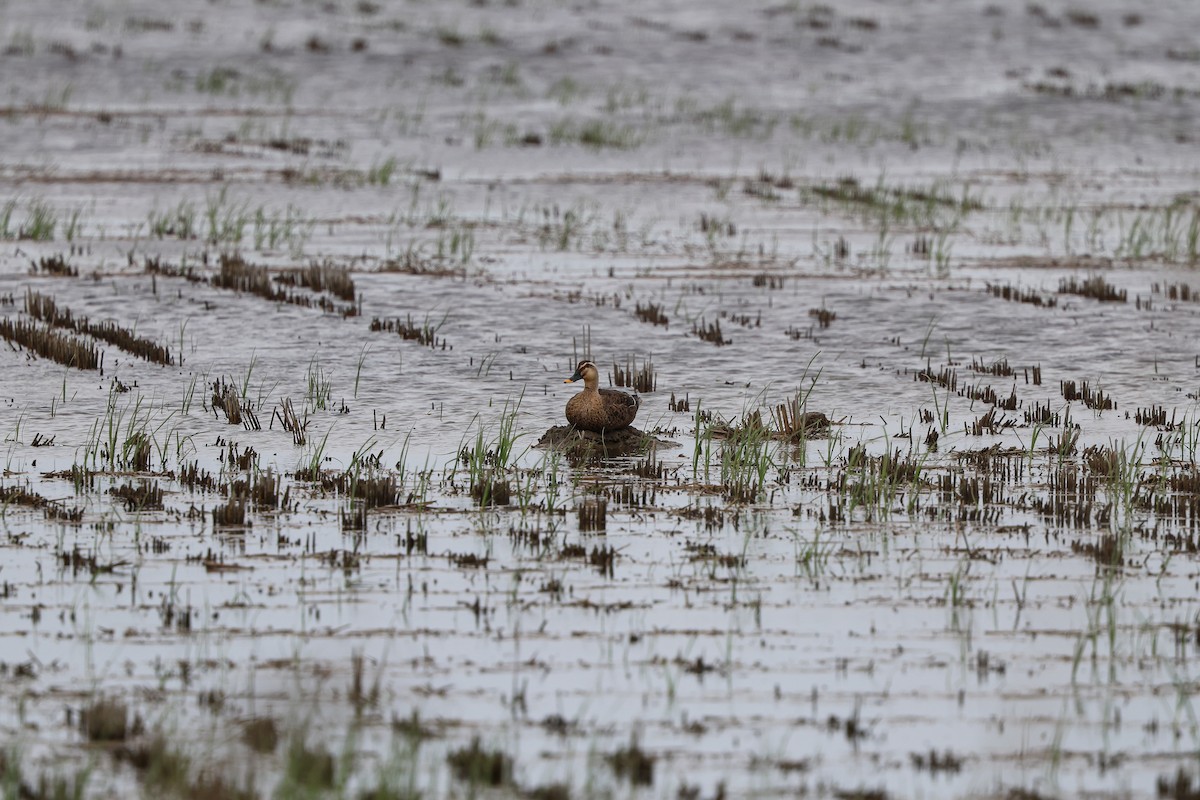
top-left (563, 360), bottom-right (640, 433)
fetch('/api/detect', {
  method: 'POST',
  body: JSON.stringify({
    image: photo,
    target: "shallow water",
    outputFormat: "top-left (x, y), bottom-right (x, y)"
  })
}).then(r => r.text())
top-left (2, 1), bottom-right (1200, 798)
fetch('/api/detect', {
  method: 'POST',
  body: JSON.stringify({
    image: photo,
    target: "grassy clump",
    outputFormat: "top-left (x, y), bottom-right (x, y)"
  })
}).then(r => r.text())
top-left (605, 737), bottom-right (654, 786)
top-left (116, 734), bottom-right (255, 800)
top-left (447, 737), bottom-right (511, 787)
top-left (279, 735), bottom-right (337, 794)
top-left (25, 290), bottom-right (173, 365)
top-left (242, 717), bottom-right (279, 754)
top-left (548, 117), bottom-right (642, 150)
top-left (82, 697), bottom-right (140, 742)
top-left (0, 317), bottom-right (100, 370)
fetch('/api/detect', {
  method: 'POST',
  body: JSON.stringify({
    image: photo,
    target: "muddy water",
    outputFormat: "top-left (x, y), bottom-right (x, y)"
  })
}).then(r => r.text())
top-left (2, 0), bottom-right (1200, 798)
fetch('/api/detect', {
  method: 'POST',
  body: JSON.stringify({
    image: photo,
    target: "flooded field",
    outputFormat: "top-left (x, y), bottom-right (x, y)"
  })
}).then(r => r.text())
top-left (3, 0), bottom-right (1200, 797)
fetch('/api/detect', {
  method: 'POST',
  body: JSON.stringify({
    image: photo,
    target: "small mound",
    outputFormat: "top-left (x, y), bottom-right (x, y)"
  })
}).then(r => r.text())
top-left (710, 411), bottom-right (834, 441)
top-left (536, 425), bottom-right (673, 457)
top-left (778, 411), bottom-right (833, 440)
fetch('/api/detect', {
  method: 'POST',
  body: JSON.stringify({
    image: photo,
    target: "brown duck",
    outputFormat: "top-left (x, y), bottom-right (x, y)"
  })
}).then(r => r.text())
top-left (563, 360), bottom-right (640, 433)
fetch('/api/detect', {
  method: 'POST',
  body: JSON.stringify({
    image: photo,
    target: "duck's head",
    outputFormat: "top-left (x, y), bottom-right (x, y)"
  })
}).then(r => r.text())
top-left (564, 360), bottom-right (598, 385)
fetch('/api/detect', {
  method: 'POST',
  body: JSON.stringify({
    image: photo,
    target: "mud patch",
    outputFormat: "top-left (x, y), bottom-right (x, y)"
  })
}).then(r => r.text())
top-left (535, 425), bottom-right (675, 457)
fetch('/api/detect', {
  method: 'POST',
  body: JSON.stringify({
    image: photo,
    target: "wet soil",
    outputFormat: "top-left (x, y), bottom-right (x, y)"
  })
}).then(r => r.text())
top-left (535, 425), bottom-right (674, 457)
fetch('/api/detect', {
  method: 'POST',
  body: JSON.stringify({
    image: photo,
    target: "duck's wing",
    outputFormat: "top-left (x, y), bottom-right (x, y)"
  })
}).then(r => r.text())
top-left (598, 388), bottom-right (640, 428)
top-left (601, 387), bottom-right (640, 409)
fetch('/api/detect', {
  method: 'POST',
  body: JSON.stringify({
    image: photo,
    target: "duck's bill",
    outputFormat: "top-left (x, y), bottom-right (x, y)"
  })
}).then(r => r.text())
top-left (565, 371), bottom-right (582, 382)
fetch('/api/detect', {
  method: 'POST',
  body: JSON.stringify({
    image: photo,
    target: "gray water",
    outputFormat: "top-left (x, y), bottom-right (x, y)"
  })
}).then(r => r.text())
top-left (2, 1), bottom-right (1200, 797)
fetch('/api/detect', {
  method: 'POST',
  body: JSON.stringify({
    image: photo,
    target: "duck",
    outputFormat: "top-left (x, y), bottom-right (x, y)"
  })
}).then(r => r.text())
top-left (563, 360), bottom-right (640, 433)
